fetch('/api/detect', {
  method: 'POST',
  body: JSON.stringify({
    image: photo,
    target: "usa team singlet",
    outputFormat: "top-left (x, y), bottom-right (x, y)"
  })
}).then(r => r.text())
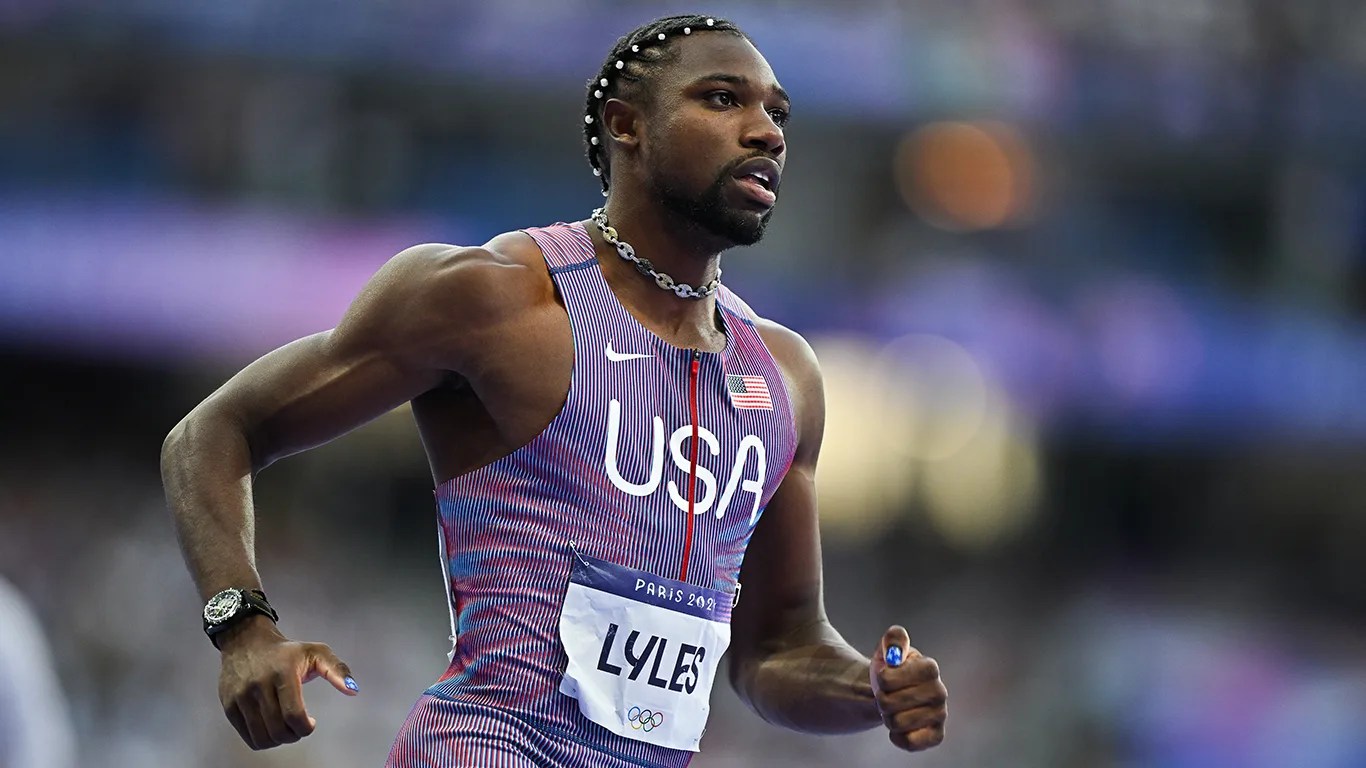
top-left (385, 222), bottom-right (798, 768)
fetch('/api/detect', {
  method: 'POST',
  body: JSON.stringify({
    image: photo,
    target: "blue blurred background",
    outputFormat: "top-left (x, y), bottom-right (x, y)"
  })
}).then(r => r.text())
top-left (3, 1), bottom-right (1366, 766)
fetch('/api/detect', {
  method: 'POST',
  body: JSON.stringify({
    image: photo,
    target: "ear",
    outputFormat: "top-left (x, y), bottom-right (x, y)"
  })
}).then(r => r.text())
top-left (602, 97), bottom-right (642, 155)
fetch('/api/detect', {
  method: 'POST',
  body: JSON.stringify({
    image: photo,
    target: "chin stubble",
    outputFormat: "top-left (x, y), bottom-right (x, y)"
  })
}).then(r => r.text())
top-left (652, 159), bottom-right (773, 247)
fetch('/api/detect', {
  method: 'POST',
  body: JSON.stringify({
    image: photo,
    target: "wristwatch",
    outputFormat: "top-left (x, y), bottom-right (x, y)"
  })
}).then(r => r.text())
top-left (202, 588), bottom-right (279, 648)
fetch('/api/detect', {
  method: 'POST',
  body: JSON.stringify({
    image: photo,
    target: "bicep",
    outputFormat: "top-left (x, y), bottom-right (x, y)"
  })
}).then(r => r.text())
top-left (195, 244), bottom-right (481, 468)
top-left (207, 327), bottom-right (443, 469)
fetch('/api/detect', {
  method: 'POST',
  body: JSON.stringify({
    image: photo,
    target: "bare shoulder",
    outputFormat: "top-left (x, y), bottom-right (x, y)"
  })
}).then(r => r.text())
top-left (370, 232), bottom-right (551, 323)
top-left (335, 232), bottom-right (555, 371)
top-left (752, 316), bottom-right (822, 391)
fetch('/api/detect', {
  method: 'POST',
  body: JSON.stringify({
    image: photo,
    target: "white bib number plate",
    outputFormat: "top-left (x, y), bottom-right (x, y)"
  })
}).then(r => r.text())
top-left (558, 549), bottom-right (732, 752)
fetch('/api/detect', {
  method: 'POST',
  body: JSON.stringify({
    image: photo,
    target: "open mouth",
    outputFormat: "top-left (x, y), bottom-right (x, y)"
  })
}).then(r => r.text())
top-left (741, 170), bottom-right (775, 192)
top-left (734, 175), bottom-right (776, 208)
top-left (731, 158), bottom-right (781, 208)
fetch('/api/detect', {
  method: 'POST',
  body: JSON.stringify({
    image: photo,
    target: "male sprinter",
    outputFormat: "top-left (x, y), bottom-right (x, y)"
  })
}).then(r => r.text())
top-left (162, 15), bottom-right (948, 767)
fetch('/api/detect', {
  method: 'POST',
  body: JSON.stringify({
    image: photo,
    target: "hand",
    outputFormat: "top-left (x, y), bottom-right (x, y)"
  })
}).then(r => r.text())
top-left (216, 615), bottom-right (359, 750)
top-left (869, 625), bottom-right (947, 753)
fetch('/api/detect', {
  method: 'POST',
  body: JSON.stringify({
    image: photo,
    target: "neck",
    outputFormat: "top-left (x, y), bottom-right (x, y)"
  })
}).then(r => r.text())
top-left (589, 194), bottom-right (728, 345)
top-left (603, 194), bottom-right (728, 286)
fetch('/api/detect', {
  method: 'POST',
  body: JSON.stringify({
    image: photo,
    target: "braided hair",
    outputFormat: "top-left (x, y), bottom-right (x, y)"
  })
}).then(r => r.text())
top-left (583, 15), bottom-right (750, 196)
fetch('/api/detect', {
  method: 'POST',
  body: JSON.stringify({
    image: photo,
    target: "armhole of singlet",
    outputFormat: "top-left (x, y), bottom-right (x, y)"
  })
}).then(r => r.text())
top-left (515, 222), bottom-right (593, 429)
top-left (717, 287), bottom-right (801, 454)
top-left (430, 226), bottom-right (586, 491)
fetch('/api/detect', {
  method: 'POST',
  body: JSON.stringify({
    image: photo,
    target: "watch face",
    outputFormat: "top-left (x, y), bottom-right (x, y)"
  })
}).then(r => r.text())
top-left (203, 589), bottom-right (243, 625)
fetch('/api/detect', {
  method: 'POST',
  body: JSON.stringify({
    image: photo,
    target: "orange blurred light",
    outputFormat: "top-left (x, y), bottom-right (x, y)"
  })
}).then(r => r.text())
top-left (895, 121), bottom-right (1036, 232)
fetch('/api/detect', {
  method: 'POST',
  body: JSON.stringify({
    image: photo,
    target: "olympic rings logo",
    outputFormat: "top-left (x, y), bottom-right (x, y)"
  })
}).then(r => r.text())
top-left (627, 706), bottom-right (665, 732)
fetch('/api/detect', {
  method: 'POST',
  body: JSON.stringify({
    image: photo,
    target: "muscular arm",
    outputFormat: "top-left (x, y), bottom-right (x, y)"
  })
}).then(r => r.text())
top-left (729, 324), bottom-right (948, 750)
top-left (161, 241), bottom-right (535, 620)
top-left (727, 324), bottom-right (881, 733)
top-left (161, 240), bottom-right (556, 751)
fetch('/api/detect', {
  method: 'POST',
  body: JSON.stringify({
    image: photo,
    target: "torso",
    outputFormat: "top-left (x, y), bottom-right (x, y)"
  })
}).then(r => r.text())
top-left (393, 221), bottom-right (800, 766)
top-left (410, 223), bottom-right (787, 486)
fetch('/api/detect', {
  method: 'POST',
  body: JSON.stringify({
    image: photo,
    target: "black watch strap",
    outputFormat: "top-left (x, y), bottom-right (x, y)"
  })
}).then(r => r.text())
top-left (203, 588), bottom-right (280, 649)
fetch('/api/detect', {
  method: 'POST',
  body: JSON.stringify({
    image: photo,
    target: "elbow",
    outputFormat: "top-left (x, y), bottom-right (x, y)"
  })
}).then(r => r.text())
top-left (727, 648), bottom-right (789, 729)
top-left (727, 656), bottom-right (746, 699)
top-left (160, 403), bottom-right (264, 481)
top-left (726, 646), bottom-right (762, 708)
top-left (160, 417), bottom-right (191, 480)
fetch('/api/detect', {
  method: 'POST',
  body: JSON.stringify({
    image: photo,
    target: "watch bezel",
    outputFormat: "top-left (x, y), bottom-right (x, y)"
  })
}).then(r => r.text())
top-left (203, 588), bottom-right (244, 625)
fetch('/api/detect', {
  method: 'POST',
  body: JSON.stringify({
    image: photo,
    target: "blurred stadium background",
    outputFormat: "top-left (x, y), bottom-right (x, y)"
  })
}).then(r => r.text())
top-left (3, 1), bottom-right (1366, 766)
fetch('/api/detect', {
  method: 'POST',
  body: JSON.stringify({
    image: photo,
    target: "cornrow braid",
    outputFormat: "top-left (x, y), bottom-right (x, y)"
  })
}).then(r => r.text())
top-left (584, 14), bottom-right (749, 196)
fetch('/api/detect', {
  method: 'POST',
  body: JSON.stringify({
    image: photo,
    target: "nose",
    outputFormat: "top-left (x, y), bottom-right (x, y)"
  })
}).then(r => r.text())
top-left (742, 110), bottom-right (784, 157)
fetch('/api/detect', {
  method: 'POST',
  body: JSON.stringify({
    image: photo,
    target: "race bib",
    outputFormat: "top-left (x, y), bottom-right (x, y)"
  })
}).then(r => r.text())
top-left (558, 547), bottom-right (732, 752)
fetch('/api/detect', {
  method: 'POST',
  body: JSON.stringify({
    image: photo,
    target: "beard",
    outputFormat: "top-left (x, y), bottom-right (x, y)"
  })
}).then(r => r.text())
top-left (650, 155), bottom-right (774, 247)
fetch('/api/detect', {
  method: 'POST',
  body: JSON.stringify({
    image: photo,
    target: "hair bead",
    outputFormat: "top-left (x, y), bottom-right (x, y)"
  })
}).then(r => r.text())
top-left (586, 16), bottom-right (743, 197)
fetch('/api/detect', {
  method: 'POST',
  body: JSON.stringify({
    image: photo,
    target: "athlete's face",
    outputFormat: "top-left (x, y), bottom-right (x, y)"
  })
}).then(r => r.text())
top-left (641, 34), bottom-right (789, 246)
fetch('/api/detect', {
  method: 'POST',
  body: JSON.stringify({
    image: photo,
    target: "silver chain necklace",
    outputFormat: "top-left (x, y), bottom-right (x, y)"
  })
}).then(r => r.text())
top-left (591, 208), bottom-right (721, 299)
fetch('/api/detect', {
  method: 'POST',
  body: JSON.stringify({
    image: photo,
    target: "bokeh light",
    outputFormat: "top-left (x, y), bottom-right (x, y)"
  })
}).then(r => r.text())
top-left (876, 333), bottom-right (990, 462)
top-left (814, 332), bottom-right (1042, 551)
top-left (810, 335), bottom-right (914, 541)
top-left (895, 120), bottom-right (1037, 232)
top-left (919, 385), bottom-right (1042, 551)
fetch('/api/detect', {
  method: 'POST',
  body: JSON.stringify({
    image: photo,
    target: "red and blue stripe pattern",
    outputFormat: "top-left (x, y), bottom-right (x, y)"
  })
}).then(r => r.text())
top-left (385, 222), bottom-right (798, 767)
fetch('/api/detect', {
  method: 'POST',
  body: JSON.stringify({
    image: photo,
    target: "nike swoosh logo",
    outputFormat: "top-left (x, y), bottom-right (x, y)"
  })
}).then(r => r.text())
top-left (605, 343), bottom-right (652, 362)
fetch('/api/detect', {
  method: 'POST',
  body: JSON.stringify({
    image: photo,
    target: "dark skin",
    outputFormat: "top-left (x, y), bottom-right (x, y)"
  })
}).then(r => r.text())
top-left (162, 32), bottom-right (946, 756)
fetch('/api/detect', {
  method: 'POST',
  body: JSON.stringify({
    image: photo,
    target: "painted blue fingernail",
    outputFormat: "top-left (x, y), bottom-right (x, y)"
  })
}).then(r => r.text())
top-left (885, 646), bottom-right (903, 667)
top-left (344, 676), bottom-right (358, 692)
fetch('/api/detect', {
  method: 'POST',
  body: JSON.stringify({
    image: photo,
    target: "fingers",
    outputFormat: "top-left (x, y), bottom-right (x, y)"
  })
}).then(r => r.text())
top-left (225, 701), bottom-right (252, 748)
top-left (872, 625), bottom-right (948, 754)
top-left (228, 680), bottom-right (307, 750)
top-left (878, 625), bottom-right (913, 668)
top-left (235, 700), bottom-right (272, 750)
top-left (219, 638), bottom-right (347, 751)
top-left (873, 625), bottom-right (930, 688)
top-left (305, 643), bottom-right (359, 696)
top-left (883, 703), bottom-right (947, 734)
top-left (889, 722), bottom-right (946, 752)
top-left (874, 652), bottom-right (940, 694)
top-left (253, 680), bottom-right (303, 746)
top-left (877, 675), bottom-right (949, 712)
top-left (275, 673), bottom-right (317, 739)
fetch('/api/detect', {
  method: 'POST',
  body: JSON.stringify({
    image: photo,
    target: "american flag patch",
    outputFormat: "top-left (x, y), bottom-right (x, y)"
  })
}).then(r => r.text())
top-left (726, 374), bottom-right (773, 410)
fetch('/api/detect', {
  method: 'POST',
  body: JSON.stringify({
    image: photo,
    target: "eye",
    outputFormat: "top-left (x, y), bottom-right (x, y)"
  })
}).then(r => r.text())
top-left (706, 90), bottom-right (738, 108)
top-left (768, 108), bottom-right (790, 128)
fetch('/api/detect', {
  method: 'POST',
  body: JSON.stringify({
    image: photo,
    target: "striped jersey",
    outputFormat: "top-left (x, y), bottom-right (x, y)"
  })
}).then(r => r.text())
top-left (386, 221), bottom-right (799, 767)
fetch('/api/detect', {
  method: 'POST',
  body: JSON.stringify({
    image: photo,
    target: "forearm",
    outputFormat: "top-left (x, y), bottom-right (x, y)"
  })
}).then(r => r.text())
top-left (733, 621), bottom-right (881, 734)
top-left (161, 405), bottom-right (264, 602)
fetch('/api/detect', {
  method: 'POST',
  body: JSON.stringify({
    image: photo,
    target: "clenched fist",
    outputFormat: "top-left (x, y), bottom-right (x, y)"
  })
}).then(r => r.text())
top-left (870, 625), bottom-right (947, 753)
top-left (216, 616), bottom-right (359, 750)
